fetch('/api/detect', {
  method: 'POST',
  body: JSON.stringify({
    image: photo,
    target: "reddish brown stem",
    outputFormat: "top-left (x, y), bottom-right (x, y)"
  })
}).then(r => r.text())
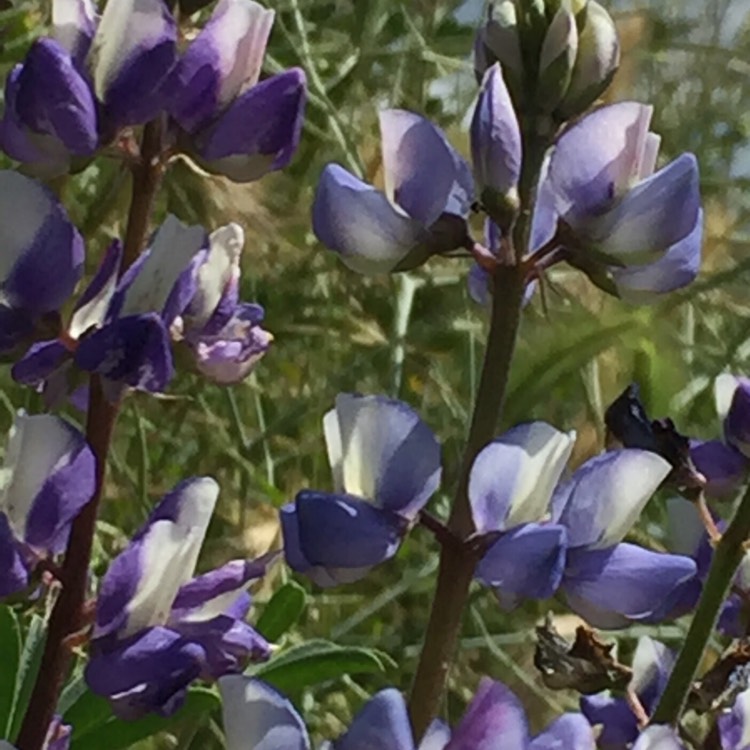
top-left (15, 120), bottom-right (164, 750)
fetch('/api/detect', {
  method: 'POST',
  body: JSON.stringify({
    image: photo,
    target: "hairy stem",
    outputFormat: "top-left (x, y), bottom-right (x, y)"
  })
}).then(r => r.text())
top-left (15, 120), bottom-right (164, 750)
top-left (651, 484), bottom-right (750, 725)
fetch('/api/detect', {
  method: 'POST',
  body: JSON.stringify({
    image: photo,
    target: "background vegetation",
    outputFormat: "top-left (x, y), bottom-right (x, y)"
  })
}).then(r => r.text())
top-left (3, 0), bottom-right (750, 746)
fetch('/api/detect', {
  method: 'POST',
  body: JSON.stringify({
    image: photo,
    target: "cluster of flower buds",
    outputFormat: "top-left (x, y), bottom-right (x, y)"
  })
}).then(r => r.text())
top-left (2, 0), bottom-right (306, 181)
top-left (474, 0), bottom-right (620, 124)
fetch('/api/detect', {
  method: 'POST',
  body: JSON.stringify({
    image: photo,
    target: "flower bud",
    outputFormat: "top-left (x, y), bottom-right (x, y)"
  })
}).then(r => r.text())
top-left (474, 2), bottom-right (523, 84)
top-left (536, 5), bottom-right (578, 113)
top-left (556, 0), bottom-right (620, 120)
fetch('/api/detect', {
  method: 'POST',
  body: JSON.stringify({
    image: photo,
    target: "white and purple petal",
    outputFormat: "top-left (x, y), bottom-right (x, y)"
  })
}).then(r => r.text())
top-left (469, 422), bottom-right (575, 533)
top-left (11, 340), bottom-right (71, 389)
top-left (471, 63), bottom-right (521, 198)
top-left (547, 102), bottom-right (653, 223)
top-left (324, 393), bottom-right (441, 517)
top-left (0, 171), bottom-right (84, 315)
top-left (118, 216), bottom-right (207, 323)
top-left (445, 678), bottom-right (529, 750)
top-left (219, 676), bottom-right (311, 750)
top-left (189, 305), bottom-right (272, 385)
top-left (312, 164), bottom-right (423, 274)
top-left (476, 523), bottom-right (567, 599)
top-left (94, 477), bottom-right (219, 640)
top-left (192, 68), bottom-right (306, 183)
top-left (170, 0), bottom-right (275, 133)
top-left (53, 0), bottom-right (98, 66)
top-left (85, 626), bottom-right (204, 720)
top-left (335, 689), bottom-right (414, 750)
top-left (584, 153), bottom-right (700, 264)
top-left (554, 450), bottom-right (670, 549)
top-left (380, 109), bottom-right (472, 225)
top-left (90, 0), bottom-right (177, 130)
top-left (530, 713), bottom-right (595, 750)
top-left (563, 543), bottom-right (698, 627)
top-left (69, 239), bottom-right (123, 339)
top-left (0, 413), bottom-right (94, 554)
top-left (580, 692), bottom-right (638, 749)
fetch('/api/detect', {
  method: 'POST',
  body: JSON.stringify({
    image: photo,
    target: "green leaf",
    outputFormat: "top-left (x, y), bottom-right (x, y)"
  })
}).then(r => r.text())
top-left (8, 614), bottom-right (46, 740)
top-left (251, 639), bottom-right (394, 693)
top-left (256, 582), bottom-right (307, 642)
top-left (0, 605), bottom-right (20, 736)
top-left (70, 687), bottom-right (220, 750)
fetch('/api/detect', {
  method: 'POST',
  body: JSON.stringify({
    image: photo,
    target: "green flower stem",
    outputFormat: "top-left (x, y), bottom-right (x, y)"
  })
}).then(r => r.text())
top-left (651, 483), bottom-right (750, 725)
top-left (16, 120), bottom-right (165, 750)
top-left (407, 126), bottom-right (551, 740)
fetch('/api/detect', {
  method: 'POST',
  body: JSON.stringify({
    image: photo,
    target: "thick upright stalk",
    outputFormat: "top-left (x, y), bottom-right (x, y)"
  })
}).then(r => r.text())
top-left (408, 262), bottom-right (525, 738)
top-left (651, 484), bottom-right (750, 724)
top-left (16, 120), bottom-right (165, 750)
top-left (408, 125), bottom-right (550, 739)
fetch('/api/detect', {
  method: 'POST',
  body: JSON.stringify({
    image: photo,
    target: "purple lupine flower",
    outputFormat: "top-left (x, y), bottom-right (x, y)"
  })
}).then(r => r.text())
top-left (535, 101), bottom-right (702, 302)
top-left (0, 0), bottom-right (178, 172)
top-left (280, 393), bottom-right (441, 587)
top-left (169, 0), bottom-right (306, 183)
top-left (469, 422), bottom-right (576, 600)
top-left (0, 171), bottom-right (84, 354)
top-left (85, 477), bottom-right (272, 719)
top-left (219, 675), bottom-right (596, 750)
top-left (14, 216), bottom-right (208, 399)
top-left (581, 636), bottom-right (674, 750)
top-left (0, 412), bottom-right (95, 599)
top-left (313, 110), bottom-right (474, 274)
top-left (89, 0), bottom-right (177, 134)
top-left (555, 450), bottom-right (699, 627)
top-left (0, 35), bottom-right (98, 176)
top-left (719, 688), bottom-right (750, 749)
top-left (178, 223), bottom-right (271, 384)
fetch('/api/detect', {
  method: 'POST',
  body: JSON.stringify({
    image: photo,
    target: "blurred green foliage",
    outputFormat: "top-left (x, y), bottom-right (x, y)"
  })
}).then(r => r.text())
top-left (3, 0), bottom-right (750, 747)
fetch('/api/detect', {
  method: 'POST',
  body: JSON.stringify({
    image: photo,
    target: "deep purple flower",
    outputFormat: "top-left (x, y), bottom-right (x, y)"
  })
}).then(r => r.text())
top-left (581, 636), bottom-right (674, 750)
top-left (169, 0), bottom-right (306, 182)
top-left (555, 450), bottom-right (698, 627)
top-left (0, 171), bottom-right (84, 354)
top-left (313, 110), bottom-right (474, 274)
top-left (469, 422), bottom-right (575, 600)
top-left (86, 477), bottom-right (272, 719)
top-left (0, 412), bottom-right (95, 599)
top-left (0, 0), bottom-right (178, 171)
top-left (534, 102), bottom-right (702, 302)
top-left (90, 0), bottom-right (177, 133)
top-left (179, 223), bottom-right (272, 384)
top-left (0, 36), bottom-right (98, 176)
top-left (281, 393), bottom-right (441, 587)
top-left (14, 216), bottom-right (209, 399)
top-left (219, 675), bottom-right (596, 750)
